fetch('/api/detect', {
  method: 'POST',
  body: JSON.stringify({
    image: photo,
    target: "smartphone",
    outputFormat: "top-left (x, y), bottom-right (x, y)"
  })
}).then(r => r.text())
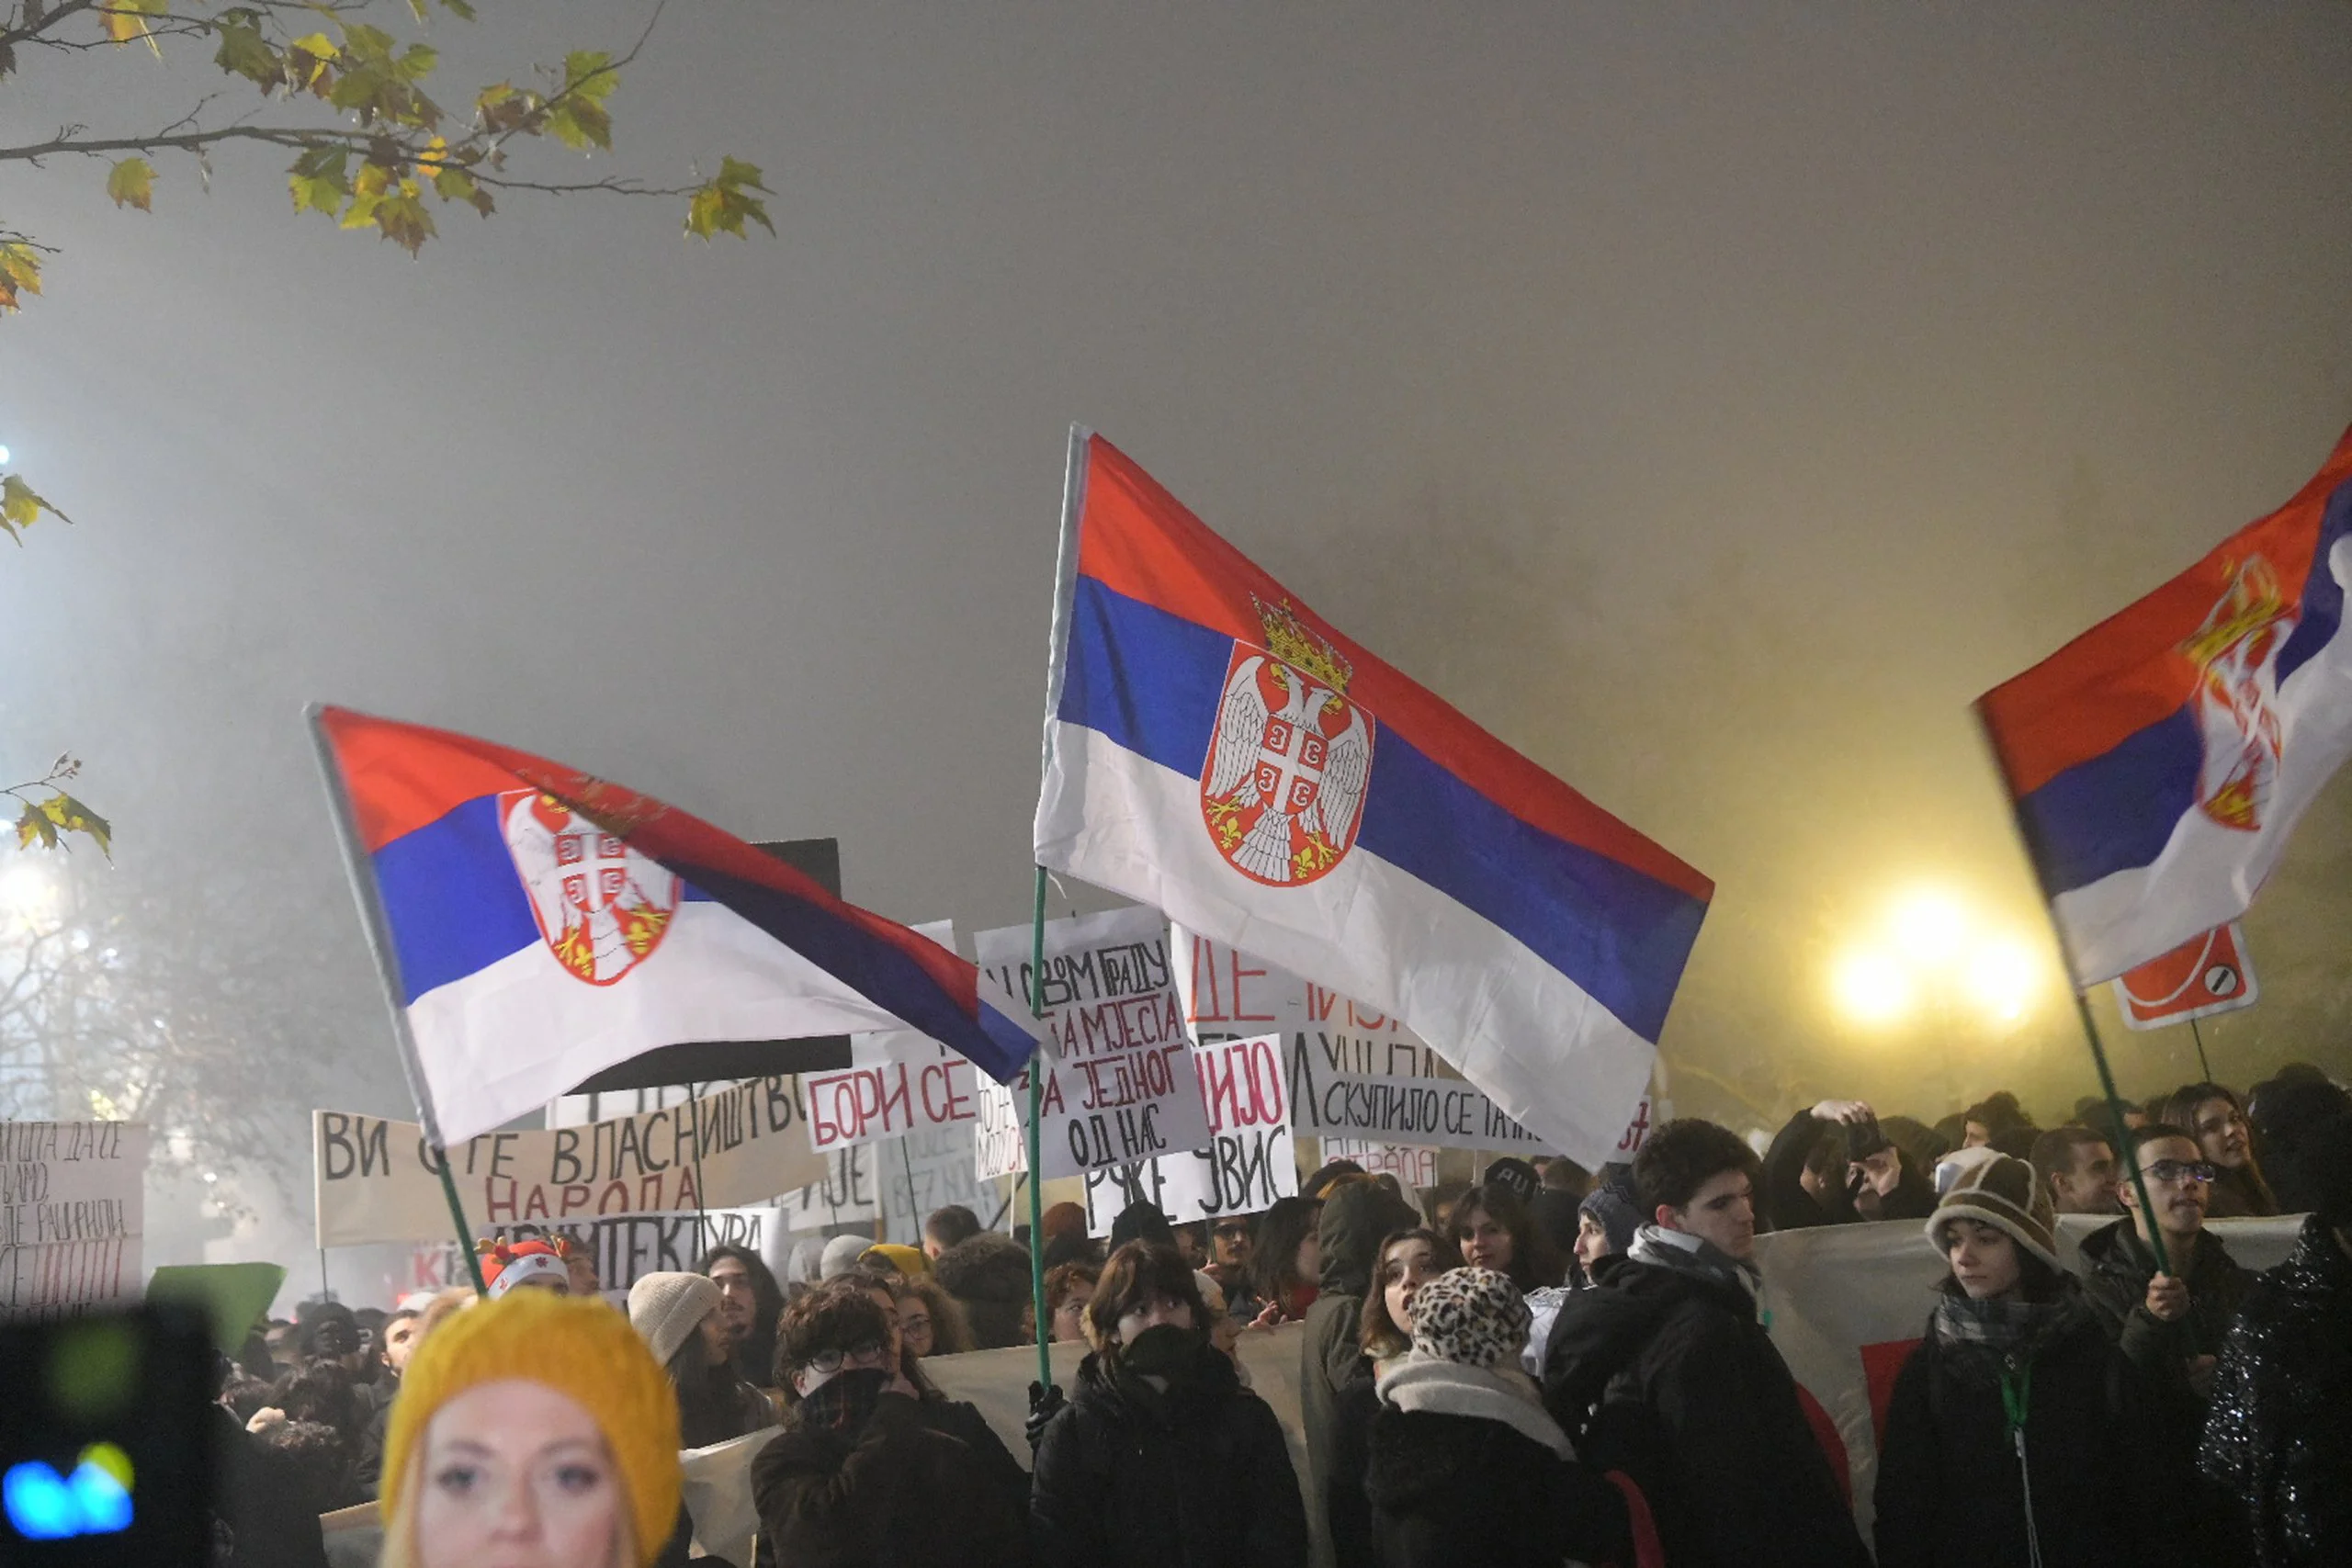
top-left (0, 1303), bottom-right (216, 1565)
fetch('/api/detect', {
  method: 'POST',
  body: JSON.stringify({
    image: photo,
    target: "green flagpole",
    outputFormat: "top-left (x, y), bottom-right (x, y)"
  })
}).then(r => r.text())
top-left (307, 706), bottom-right (490, 1295)
top-left (1025, 863), bottom-right (1052, 1393)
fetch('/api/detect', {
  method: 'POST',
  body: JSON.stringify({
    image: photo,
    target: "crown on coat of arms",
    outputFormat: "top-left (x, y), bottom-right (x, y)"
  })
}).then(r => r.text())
top-left (1254, 596), bottom-right (1353, 693)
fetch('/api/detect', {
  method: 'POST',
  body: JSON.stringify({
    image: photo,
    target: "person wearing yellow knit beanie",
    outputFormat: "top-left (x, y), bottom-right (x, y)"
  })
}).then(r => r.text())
top-left (378, 1289), bottom-right (683, 1568)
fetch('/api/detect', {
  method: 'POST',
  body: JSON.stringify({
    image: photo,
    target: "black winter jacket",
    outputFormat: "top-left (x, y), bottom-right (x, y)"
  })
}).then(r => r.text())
top-left (1760, 1109), bottom-right (1934, 1230)
top-left (2077, 1219), bottom-right (2254, 1389)
top-left (1541, 1252), bottom-right (1870, 1568)
top-left (1304, 1181), bottom-right (1420, 1563)
top-left (1871, 1289), bottom-right (2188, 1568)
top-left (1031, 1338), bottom-right (1309, 1568)
top-left (2199, 1215), bottom-right (2352, 1567)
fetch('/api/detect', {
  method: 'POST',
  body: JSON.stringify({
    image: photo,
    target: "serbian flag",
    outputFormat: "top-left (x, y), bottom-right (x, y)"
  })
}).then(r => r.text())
top-left (1978, 425), bottom-right (2352, 986)
top-left (1032, 431), bottom-right (1713, 1166)
top-left (311, 705), bottom-right (1041, 1147)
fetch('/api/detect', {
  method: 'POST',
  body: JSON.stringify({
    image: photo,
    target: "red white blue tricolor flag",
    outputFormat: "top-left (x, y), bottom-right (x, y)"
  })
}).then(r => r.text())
top-left (1978, 426), bottom-right (2352, 986)
top-left (1032, 431), bottom-right (1713, 1166)
top-left (311, 705), bottom-right (1041, 1147)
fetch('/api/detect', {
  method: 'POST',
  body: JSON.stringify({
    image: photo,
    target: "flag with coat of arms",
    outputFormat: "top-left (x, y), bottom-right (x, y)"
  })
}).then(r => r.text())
top-left (1977, 424), bottom-right (2352, 985)
top-left (311, 705), bottom-right (1042, 1148)
top-left (1031, 429), bottom-right (1713, 1167)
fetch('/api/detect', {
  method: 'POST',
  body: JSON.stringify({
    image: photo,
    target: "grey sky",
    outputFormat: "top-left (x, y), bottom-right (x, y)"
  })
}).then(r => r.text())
top-left (3, 3), bottom-right (2348, 1251)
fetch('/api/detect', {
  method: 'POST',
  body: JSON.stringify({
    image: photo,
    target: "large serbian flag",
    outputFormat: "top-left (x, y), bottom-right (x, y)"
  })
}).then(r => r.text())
top-left (311, 705), bottom-right (1041, 1147)
top-left (1033, 431), bottom-right (1713, 1166)
top-left (1978, 425), bottom-right (2352, 986)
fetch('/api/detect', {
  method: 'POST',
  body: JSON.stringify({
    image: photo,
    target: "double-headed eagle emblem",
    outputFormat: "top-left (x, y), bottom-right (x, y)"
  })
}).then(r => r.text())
top-left (1199, 599), bottom-right (1375, 886)
top-left (2182, 557), bottom-right (2296, 832)
top-left (501, 790), bottom-right (682, 984)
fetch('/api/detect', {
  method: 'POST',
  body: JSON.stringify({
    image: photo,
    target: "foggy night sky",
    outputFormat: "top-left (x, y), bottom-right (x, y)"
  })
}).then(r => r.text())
top-left (3, 2), bottom-right (2348, 1256)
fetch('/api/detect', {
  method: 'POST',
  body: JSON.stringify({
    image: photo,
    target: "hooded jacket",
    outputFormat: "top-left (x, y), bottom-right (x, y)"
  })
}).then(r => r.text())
top-left (1031, 1335), bottom-right (1308, 1568)
top-left (933, 1231), bottom-right (1035, 1350)
top-left (1761, 1108), bottom-right (1936, 1230)
top-left (1541, 1244), bottom-right (1871, 1568)
top-left (1871, 1282), bottom-right (2187, 1568)
top-left (1302, 1181), bottom-right (1422, 1564)
top-left (2199, 1215), bottom-right (2352, 1567)
top-left (1363, 1355), bottom-right (1627, 1568)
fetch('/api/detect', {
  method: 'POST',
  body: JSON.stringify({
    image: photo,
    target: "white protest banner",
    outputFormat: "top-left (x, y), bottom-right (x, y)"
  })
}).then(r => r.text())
top-left (1292, 1069), bottom-right (1555, 1154)
top-left (972, 908), bottom-right (1210, 1179)
top-left (0, 1121), bottom-right (146, 1321)
top-left (314, 1077), bottom-right (825, 1247)
top-left (1322, 1139), bottom-right (1437, 1190)
top-left (876, 1122), bottom-right (994, 1239)
top-left (405, 1205), bottom-right (780, 1296)
top-left (1082, 1033), bottom-right (1298, 1233)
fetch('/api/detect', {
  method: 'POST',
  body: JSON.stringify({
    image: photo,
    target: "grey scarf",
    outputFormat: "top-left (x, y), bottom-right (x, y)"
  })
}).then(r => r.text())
top-left (1627, 1224), bottom-right (1761, 1302)
top-left (1930, 1287), bottom-right (2090, 1385)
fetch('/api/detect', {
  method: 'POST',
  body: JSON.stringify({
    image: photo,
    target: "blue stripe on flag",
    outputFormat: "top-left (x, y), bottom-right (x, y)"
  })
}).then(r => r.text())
top-left (2276, 476), bottom-right (2352, 687)
top-left (2014, 705), bottom-right (2200, 895)
top-left (1058, 575), bottom-right (1705, 1041)
top-left (373, 795), bottom-right (540, 1004)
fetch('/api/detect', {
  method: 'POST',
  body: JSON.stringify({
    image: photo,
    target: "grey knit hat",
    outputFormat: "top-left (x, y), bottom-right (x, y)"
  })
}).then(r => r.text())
top-left (1577, 1179), bottom-right (1642, 1258)
top-left (627, 1271), bottom-right (721, 1369)
top-left (1408, 1267), bottom-right (1531, 1371)
top-left (1926, 1154), bottom-right (2059, 1270)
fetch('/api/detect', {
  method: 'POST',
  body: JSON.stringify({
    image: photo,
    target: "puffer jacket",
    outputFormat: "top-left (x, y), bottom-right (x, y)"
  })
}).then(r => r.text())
top-left (2199, 1215), bottom-right (2352, 1567)
top-left (1872, 1282), bottom-right (2188, 1568)
top-left (933, 1231), bottom-right (1035, 1350)
top-left (1303, 1181), bottom-right (1421, 1566)
top-left (1542, 1249), bottom-right (1871, 1568)
top-left (1031, 1336), bottom-right (1308, 1568)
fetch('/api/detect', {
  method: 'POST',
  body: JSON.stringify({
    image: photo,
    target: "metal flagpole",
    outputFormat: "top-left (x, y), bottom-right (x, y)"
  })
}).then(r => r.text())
top-left (307, 706), bottom-right (490, 1295)
top-left (1973, 712), bottom-right (2171, 1277)
top-left (2188, 1016), bottom-right (2214, 1082)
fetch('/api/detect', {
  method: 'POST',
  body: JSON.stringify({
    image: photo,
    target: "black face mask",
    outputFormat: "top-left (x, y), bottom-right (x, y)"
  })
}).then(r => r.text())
top-left (1119, 1322), bottom-right (1202, 1379)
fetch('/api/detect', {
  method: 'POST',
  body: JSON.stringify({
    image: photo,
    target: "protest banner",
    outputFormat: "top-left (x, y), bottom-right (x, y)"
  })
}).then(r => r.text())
top-left (972, 908), bottom-right (1210, 1179)
top-left (1082, 1033), bottom-right (1298, 1233)
top-left (0, 1120), bottom-right (147, 1321)
top-left (1291, 1068), bottom-right (1556, 1153)
top-left (1321, 1139), bottom-right (1437, 1190)
top-left (800, 922), bottom-right (989, 1152)
top-left (402, 1205), bottom-right (779, 1296)
top-left (313, 1077), bottom-right (825, 1247)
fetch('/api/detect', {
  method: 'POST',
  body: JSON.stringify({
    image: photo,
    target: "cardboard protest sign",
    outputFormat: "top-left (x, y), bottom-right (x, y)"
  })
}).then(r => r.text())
top-left (0, 1121), bottom-right (146, 1320)
top-left (1082, 1033), bottom-right (1299, 1233)
top-left (313, 1077), bottom-right (824, 1247)
top-left (972, 908), bottom-right (1210, 1179)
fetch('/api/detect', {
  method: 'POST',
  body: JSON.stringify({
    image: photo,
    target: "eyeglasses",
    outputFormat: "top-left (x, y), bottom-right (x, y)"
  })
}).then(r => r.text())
top-left (2146, 1158), bottom-right (2217, 1185)
top-left (797, 1339), bottom-right (886, 1375)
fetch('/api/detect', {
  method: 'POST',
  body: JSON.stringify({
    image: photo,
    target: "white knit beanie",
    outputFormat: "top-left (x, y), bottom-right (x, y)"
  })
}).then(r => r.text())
top-left (627, 1270), bottom-right (721, 1370)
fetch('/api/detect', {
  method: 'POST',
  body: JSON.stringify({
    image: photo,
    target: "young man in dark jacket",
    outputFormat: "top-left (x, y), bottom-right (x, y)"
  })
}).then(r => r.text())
top-left (1542, 1118), bottom-right (1871, 1568)
top-left (750, 1278), bottom-right (1027, 1567)
top-left (2077, 1122), bottom-right (2254, 1404)
top-left (2199, 1111), bottom-right (2352, 1567)
top-left (1761, 1099), bottom-right (1935, 1230)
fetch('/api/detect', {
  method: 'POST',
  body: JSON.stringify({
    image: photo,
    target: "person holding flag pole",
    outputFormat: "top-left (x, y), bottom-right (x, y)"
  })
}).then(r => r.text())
top-left (1976, 420), bottom-right (2352, 1280)
top-left (307, 703), bottom-right (1044, 1293)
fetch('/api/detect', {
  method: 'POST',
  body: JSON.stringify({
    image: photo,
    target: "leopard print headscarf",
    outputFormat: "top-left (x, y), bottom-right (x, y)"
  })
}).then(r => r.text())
top-left (1407, 1266), bottom-right (1530, 1371)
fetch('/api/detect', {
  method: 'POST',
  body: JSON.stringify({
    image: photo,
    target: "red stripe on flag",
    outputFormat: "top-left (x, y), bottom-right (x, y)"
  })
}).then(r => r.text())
top-left (1074, 435), bottom-right (1715, 902)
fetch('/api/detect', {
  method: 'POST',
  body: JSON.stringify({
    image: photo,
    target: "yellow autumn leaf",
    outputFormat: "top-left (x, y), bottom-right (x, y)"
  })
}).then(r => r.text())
top-left (106, 157), bottom-right (154, 211)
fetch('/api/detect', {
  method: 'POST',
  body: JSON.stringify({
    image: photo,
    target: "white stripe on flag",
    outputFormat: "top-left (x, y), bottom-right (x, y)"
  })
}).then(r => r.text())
top-left (1036, 719), bottom-right (1654, 1167)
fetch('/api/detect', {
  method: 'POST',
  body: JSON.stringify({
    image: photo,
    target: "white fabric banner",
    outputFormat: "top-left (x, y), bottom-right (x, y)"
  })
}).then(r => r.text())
top-left (0, 1121), bottom-right (146, 1321)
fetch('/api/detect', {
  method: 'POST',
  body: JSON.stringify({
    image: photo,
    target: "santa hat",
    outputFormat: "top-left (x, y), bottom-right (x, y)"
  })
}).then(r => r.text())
top-left (479, 1235), bottom-right (572, 1298)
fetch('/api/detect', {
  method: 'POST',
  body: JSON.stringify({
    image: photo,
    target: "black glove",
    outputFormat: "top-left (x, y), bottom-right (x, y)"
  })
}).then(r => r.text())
top-left (1026, 1380), bottom-right (1067, 1450)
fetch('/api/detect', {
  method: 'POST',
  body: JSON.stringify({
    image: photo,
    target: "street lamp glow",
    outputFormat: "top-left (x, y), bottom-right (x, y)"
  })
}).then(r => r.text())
top-left (1888, 888), bottom-right (1971, 968)
top-left (1963, 936), bottom-right (2040, 1024)
top-left (0, 858), bottom-right (57, 921)
top-left (1832, 946), bottom-right (1914, 1026)
top-left (0, 444), bottom-right (13, 466)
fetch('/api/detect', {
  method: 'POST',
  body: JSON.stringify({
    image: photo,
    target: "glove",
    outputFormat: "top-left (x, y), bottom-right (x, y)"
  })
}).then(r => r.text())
top-left (1026, 1380), bottom-right (1067, 1450)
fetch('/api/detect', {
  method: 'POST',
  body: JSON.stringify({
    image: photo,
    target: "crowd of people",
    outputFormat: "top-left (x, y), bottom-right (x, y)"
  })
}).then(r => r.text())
top-left (200, 1064), bottom-right (2352, 1567)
